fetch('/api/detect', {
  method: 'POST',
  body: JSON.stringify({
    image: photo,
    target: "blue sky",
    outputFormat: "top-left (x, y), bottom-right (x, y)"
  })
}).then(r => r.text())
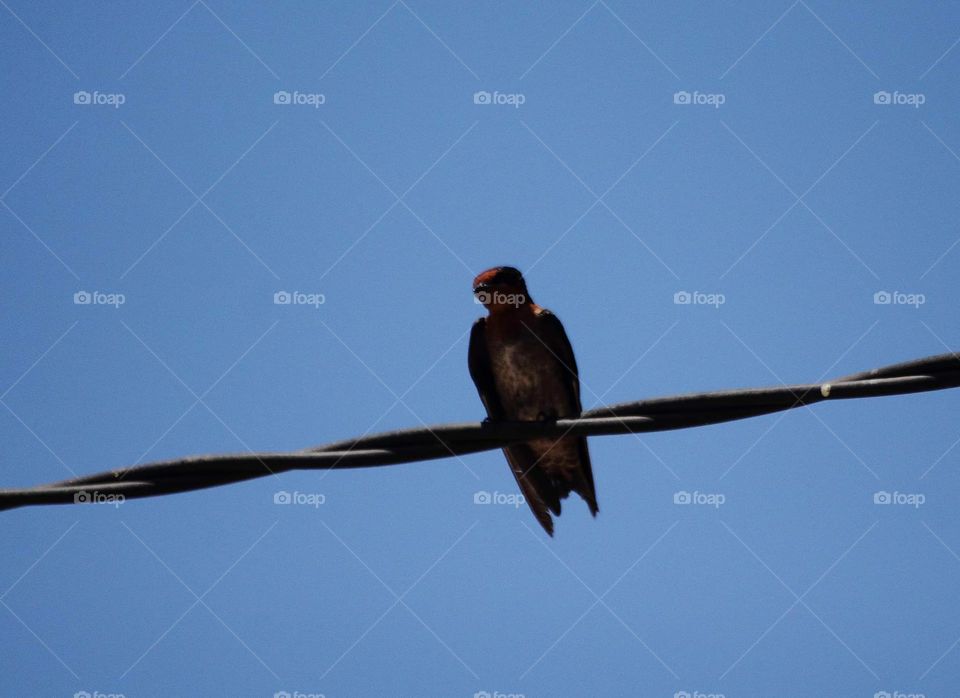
top-left (2, 1), bottom-right (960, 696)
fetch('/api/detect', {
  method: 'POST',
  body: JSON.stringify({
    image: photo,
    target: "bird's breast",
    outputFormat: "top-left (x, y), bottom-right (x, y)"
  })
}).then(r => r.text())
top-left (488, 338), bottom-right (574, 420)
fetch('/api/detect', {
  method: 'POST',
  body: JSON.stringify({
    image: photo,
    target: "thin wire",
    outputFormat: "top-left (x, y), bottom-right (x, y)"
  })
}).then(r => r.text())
top-left (2, 351), bottom-right (958, 511)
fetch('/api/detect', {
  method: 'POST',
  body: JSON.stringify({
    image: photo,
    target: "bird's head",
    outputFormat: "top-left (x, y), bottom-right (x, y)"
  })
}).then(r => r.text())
top-left (472, 266), bottom-right (530, 312)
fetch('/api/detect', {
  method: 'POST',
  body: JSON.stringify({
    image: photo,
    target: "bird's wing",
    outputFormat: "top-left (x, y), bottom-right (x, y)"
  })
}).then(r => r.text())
top-left (532, 309), bottom-right (599, 516)
top-left (532, 309), bottom-right (582, 411)
top-left (469, 317), bottom-right (560, 535)
top-left (468, 317), bottom-right (503, 418)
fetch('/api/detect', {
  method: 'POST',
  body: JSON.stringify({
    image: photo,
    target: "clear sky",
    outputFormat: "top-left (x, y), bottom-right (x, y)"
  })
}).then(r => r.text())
top-left (2, 2), bottom-right (960, 696)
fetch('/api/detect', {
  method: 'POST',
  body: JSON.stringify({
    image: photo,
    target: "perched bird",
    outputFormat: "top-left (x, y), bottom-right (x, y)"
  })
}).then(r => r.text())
top-left (468, 266), bottom-right (598, 535)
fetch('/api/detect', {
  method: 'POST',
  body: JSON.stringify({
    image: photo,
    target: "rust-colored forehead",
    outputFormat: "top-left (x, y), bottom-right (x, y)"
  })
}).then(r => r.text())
top-left (472, 268), bottom-right (500, 286)
top-left (472, 266), bottom-right (523, 288)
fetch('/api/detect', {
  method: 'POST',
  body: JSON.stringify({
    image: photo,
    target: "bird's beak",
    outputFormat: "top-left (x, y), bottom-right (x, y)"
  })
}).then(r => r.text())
top-left (473, 282), bottom-right (494, 306)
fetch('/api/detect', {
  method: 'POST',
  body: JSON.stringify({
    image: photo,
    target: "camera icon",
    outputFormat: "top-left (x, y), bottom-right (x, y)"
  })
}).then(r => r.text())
top-left (674, 692), bottom-right (691, 698)
top-left (74, 291), bottom-right (92, 305)
top-left (74, 692), bottom-right (92, 698)
top-left (273, 90), bottom-right (291, 105)
top-left (673, 90), bottom-right (691, 105)
top-left (673, 490), bottom-right (691, 504)
top-left (74, 491), bottom-right (91, 504)
top-left (474, 490), bottom-right (492, 505)
top-left (473, 91), bottom-right (492, 105)
top-left (673, 291), bottom-right (691, 305)
top-left (873, 692), bottom-right (891, 698)
top-left (274, 291), bottom-right (291, 305)
top-left (873, 91), bottom-right (891, 105)
top-left (274, 490), bottom-right (292, 505)
top-left (873, 291), bottom-right (891, 305)
top-left (474, 692), bottom-right (491, 698)
top-left (73, 91), bottom-right (91, 105)
top-left (474, 290), bottom-right (491, 305)
top-left (873, 491), bottom-right (891, 505)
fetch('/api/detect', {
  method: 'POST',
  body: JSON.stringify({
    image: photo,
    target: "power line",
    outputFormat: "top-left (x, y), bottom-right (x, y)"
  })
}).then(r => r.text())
top-left (2, 350), bottom-right (958, 512)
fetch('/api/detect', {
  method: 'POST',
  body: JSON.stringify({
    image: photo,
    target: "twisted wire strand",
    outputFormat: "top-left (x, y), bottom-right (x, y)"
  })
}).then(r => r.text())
top-left (2, 351), bottom-right (957, 512)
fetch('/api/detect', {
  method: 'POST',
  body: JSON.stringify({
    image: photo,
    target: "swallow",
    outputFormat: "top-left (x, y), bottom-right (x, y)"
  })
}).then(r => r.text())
top-left (468, 266), bottom-right (598, 535)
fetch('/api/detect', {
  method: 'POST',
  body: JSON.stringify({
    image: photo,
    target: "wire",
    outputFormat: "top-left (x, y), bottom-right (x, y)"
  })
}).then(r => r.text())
top-left (2, 351), bottom-right (958, 512)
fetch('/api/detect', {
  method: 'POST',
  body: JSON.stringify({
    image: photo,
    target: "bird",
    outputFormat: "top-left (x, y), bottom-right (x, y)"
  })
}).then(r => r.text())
top-left (468, 266), bottom-right (598, 535)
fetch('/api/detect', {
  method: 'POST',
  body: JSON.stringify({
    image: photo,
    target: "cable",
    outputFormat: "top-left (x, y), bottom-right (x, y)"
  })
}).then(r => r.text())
top-left (2, 351), bottom-right (958, 512)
